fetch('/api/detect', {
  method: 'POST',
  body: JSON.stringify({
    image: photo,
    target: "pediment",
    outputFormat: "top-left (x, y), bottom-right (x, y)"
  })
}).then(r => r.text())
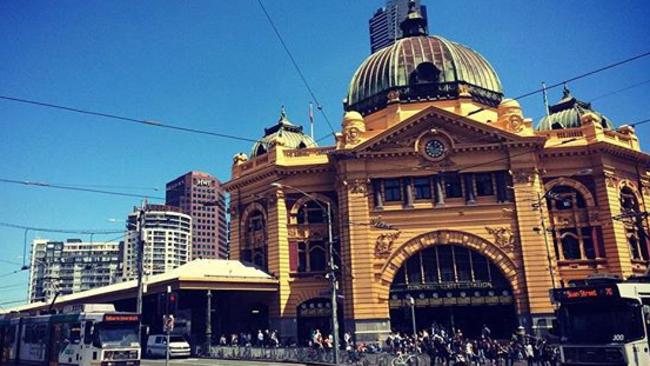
top-left (352, 106), bottom-right (543, 156)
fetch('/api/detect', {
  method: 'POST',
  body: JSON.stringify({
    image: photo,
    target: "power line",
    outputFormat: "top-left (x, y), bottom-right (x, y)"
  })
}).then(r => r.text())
top-left (0, 178), bottom-right (165, 200)
top-left (0, 221), bottom-right (123, 235)
top-left (0, 270), bottom-right (24, 279)
top-left (511, 50), bottom-right (650, 102)
top-left (589, 78), bottom-right (650, 103)
top-left (256, 0), bottom-right (336, 139)
top-left (0, 259), bottom-right (22, 266)
top-left (0, 95), bottom-right (260, 144)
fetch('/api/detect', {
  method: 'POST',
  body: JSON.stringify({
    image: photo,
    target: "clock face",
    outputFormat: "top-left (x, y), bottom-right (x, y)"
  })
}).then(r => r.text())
top-left (424, 139), bottom-right (446, 159)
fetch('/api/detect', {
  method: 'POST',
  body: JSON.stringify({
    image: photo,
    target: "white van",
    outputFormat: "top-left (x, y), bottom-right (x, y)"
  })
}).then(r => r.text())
top-left (145, 334), bottom-right (191, 358)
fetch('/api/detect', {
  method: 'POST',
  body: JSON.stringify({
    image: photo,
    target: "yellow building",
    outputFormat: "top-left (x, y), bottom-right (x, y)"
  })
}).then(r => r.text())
top-left (224, 4), bottom-right (650, 342)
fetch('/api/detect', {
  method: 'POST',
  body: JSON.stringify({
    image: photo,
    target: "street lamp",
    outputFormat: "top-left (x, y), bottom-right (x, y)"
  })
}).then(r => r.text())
top-left (270, 182), bottom-right (340, 365)
top-left (405, 294), bottom-right (417, 338)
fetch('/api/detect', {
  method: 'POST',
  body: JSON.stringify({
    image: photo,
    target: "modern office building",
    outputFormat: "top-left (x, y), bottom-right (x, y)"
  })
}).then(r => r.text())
top-left (369, 0), bottom-right (427, 53)
top-left (166, 171), bottom-right (228, 259)
top-left (122, 204), bottom-right (192, 280)
top-left (28, 238), bottom-right (122, 303)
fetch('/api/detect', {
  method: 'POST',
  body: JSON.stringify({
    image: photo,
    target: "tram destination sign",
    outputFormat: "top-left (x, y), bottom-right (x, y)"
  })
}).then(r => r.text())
top-left (104, 314), bottom-right (140, 322)
top-left (551, 285), bottom-right (619, 303)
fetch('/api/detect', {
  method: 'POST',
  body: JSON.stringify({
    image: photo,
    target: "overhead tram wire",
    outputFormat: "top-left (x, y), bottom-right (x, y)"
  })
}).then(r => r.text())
top-left (256, 0), bottom-right (337, 139)
top-left (588, 78), bottom-right (650, 103)
top-left (0, 178), bottom-right (165, 200)
top-left (0, 95), bottom-right (261, 144)
top-left (0, 51), bottom-right (646, 148)
top-left (0, 221), bottom-right (123, 235)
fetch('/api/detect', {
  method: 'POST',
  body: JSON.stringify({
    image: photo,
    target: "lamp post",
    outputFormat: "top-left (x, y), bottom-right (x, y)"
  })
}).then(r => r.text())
top-left (405, 294), bottom-right (417, 338)
top-left (270, 182), bottom-right (340, 365)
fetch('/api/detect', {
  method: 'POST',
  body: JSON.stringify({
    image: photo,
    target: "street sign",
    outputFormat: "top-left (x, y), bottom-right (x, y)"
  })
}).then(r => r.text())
top-left (163, 314), bottom-right (175, 332)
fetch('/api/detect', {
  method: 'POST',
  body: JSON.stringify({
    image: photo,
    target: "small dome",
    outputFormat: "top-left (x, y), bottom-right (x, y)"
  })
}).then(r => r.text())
top-left (537, 87), bottom-right (614, 131)
top-left (251, 107), bottom-right (318, 158)
top-left (345, 4), bottom-right (503, 116)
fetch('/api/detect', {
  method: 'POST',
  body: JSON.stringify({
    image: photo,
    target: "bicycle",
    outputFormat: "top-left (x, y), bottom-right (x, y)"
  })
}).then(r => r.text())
top-left (391, 352), bottom-right (418, 366)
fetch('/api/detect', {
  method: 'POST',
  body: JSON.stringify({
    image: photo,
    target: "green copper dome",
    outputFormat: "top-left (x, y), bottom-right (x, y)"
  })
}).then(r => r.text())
top-left (344, 3), bottom-right (503, 116)
top-left (251, 107), bottom-right (317, 158)
top-left (537, 87), bottom-right (614, 131)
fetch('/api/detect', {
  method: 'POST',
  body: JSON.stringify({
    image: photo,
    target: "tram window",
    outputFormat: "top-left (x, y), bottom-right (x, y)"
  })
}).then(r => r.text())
top-left (444, 173), bottom-right (463, 198)
top-left (384, 179), bottom-right (402, 202)
top-left (63, 322), bottom-right (81, 345)
top-left (413, 177), bottom-right (432, 200)
top-left (84, 322), bottom-right (93, 345)
top-left (24, 323), bottom-right (47, 344)
top-left (438, 246), bottom-right (455, 281)
top-left (475, 173), bottom-right (494, 196)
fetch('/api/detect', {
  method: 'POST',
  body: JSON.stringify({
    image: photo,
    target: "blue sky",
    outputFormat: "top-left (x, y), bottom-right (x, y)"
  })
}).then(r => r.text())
top-left (1, 1), bottom-right (649, 306)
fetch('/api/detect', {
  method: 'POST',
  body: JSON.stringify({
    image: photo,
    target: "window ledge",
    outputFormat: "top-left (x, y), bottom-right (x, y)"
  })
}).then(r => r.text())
top-left (289, 271), bottom-right (327, 279)
top-left (557, 258), bottom-right (607, 267)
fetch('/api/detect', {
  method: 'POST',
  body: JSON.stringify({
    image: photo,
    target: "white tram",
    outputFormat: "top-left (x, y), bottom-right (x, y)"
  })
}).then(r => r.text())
top-left (0, 304), bottom-right (140, 366)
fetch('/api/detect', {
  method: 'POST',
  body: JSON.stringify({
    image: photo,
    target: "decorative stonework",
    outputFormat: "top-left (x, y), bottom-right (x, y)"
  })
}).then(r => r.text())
top-left (604, 171), bottom-right (618, 188)
top-left (387, 89), bottom-right (400, 103)
top-left (375, 231), bottom-right (401, 258)
top-left (232, 152), bottom-right (248, 166)
top-left (485, 226), bottom-right (516, 253)
top-left (417, 156), bottom-right (457, 170)
top-left (346, 179), bottom-right (368, 195)
top-left (510, 168), bottom-right (538, 185)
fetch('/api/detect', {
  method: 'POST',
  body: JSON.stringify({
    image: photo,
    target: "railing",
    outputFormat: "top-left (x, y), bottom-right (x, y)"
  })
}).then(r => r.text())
top-left (206, 346), bottom-right (430, 365)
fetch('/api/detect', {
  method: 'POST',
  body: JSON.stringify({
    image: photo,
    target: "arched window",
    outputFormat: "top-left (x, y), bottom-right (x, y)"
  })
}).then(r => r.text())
top-left (297, 201), bottom-right (326, 224)
top-left (548, 185), bottom-right (586, 210)
top-left (243, 209), bottom-right (267, 270)
top-left (546, 183), bottom-right (601, 261)
top-left (620, 186), bottom-right (649, 261)
top-left (255, 145), bottom-right (267, 156)
top-left (559, 230), bottom-right (581, 260)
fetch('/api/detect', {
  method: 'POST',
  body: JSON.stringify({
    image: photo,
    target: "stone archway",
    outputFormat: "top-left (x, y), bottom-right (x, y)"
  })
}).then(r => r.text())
top-left (377, 230), bottom-right (526, 337)
top-left (380, 230), bottom-right (519, 291)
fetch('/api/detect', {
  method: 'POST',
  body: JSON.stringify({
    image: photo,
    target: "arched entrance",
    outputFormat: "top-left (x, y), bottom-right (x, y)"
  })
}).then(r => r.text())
top-left (389, 244), bottom-right (517, 338)
top-left (296, 298), bottom-right (343, 346)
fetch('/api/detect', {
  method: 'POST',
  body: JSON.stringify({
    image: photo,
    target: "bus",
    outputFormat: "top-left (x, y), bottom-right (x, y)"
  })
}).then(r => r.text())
top-left (0, 304), bottom-right (140, 366)
top-left (550, 276), bottom-right (650, 366)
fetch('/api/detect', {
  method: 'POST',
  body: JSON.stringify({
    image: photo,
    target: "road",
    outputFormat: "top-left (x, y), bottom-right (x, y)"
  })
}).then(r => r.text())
top-left (142, 358), bottom-right (307, 366)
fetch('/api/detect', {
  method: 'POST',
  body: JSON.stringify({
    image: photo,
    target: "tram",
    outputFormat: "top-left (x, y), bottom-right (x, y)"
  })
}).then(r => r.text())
top-left (0, 304), bottom-right (140, 366)
top-left (551, 276), bottom-right (650, 366)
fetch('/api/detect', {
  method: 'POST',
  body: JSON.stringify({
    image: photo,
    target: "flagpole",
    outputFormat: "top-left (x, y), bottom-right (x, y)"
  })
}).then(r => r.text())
top-left (309, 102), bottom-right (314, 139)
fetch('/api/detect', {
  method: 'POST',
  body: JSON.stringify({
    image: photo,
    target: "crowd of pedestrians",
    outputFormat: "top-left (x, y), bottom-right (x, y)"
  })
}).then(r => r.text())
top-left (217, 329), bottom-right (281, 348)
top-left (383, 324), bottom-right (558, 366)
top-left (214, 324), bottom-right (558, 366)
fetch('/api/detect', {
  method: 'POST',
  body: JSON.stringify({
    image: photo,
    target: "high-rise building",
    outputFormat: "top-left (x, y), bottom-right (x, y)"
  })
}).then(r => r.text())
top-left (369, 0), bottom-right (427, 53)
top-left (166, 171), bottom-right (228, 259)
top-left (122, 204), bottom-right (192, 280)
top-left (28, 238), bottom-right (122, 303)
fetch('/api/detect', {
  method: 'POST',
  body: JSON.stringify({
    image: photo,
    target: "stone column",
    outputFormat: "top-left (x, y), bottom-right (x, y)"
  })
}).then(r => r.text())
top-left (403, 178), bottom-right (414, 208)
top-left (463, 173), bottom-right (476, 204)
top-left (434, 175), bottom-right (445, 206)
top-left (265, 189), bottom-right (293, 339)
top-left (510, 166), bottom-right (555, 325)
top-left (595, 169), bottom-right (633, 277)
top-left (372, 179), bottom-right (384, 210)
